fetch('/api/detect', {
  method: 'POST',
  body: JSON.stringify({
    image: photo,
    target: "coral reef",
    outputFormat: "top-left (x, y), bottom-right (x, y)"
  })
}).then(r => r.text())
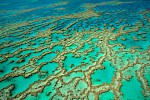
top-left (0, 0), bottom-right (150, 100)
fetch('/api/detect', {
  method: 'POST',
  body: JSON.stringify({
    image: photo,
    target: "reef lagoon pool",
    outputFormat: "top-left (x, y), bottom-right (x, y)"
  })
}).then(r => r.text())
top-left (0, 0), bottom-right (150, 100)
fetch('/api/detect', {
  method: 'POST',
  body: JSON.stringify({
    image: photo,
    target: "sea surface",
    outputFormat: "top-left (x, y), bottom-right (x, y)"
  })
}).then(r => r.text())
top-left (0, 0), bottom-right (150, 100)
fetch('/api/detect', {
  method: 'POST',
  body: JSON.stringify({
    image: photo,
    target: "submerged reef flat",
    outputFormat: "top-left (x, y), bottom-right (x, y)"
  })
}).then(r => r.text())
top-left (0, 0), bottom-right (150, 100)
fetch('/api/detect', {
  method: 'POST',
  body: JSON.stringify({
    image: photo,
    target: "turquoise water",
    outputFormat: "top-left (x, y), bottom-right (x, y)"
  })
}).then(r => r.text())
top-left (91, 60), bottom-right (115, 86)
top-left (0, 0), bottom-right (150, 100)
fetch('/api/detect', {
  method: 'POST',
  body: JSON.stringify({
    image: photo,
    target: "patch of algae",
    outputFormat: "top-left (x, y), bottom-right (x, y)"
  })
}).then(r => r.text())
top-left (51, 8), bottom-right (100, 19)
top-left (60, 8), bottom-right (100, 19)
top-left (0, 2), bottom-right (150, 100)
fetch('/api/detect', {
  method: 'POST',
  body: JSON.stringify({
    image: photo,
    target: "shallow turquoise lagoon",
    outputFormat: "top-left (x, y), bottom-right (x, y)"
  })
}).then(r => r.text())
top-left (91, 60), bottom-right (115, 86)
top-left (0, 0), bottom-right (150, 100)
